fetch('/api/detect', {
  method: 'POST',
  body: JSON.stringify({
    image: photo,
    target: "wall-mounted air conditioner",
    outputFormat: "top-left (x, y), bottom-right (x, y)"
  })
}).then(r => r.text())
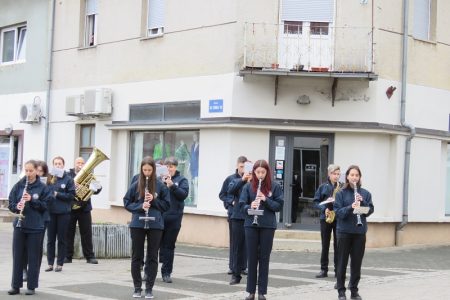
top-left (20, 103), bottom-right (42, 124)
top-left (83, 88), bottom-right (112, 116)
top-left (66, 95), bottom-right (84, 116)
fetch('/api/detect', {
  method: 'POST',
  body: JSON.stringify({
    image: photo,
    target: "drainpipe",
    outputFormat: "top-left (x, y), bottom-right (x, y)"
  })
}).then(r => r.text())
top-left (395, 0), bottom-right (416, 245)
top-left (43, 0), bottom-right (56, 162)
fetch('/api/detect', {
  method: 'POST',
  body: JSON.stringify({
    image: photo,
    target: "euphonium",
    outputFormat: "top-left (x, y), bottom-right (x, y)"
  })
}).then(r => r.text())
top-left (72, 147), bottom-right (109, 210)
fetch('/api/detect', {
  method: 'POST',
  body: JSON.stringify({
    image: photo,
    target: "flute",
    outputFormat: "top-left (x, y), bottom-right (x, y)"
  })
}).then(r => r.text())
top-left (353, 181), bottom-right (363, 227)
top-left (251, 178), bottom-right (263, 226)
top-left (16, 176), bottom-right (29, 228)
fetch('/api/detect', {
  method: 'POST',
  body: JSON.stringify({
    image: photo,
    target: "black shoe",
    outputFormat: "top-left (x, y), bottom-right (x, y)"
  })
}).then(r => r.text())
top-left (23, 269), bottom-right (28, 282)
top-left (229, 276), bottom-right (241, 285)
top-left (162, 275), bottom-right (172, 283)
top-left (241, 269), bottom-right (248, 276)
top-left (25, 289), bottom-right (35, 295)
top-left (351, 291), bottom-right (362, 300)
top-left (7, 288), bottom-right (20, 295)
top-left (45, 265), bottom-right (53, 272)
top-left (144, 289), bottom-right (154, 299)
top-left (338, 291), bottom-right (347, 300)
top-left (55, 265), bottom-right (63, 272)
top-left (227, 269), bottom-right (233, 275)
top-left (86, 258), bottom-right (98, 264)
top-left (64, 257), bottom-right (72, 263)
top-left (315, 270), bottom-right (328, 278)
top-left (258, 294), bottom-right (266, 300)
top-left (245, 294), bottom-right (255, 300)
top-left (132, 288), bottom-right (142, 298)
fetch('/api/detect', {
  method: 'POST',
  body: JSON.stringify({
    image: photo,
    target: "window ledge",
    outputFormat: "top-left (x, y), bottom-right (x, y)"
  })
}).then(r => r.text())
top-left (78, 45), bottom-right (98, 51)
top-left (140, 34), bottom-right (164, 41)
top-left (412, 36), bottom-right (437, 45)
top-left (0, 60), bottom-right (26, 67)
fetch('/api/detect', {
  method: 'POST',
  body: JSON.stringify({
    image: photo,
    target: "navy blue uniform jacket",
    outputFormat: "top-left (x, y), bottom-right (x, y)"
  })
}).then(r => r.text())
top-left (123, 180), bottom-right (170, 230)
top-left (239, 182), bottom-right (284, 229)
top-left (219, 171), bottom-right (240, 218)
top-left (163, 171), bottom-right (189, 218)
top-left (47, 172), bottom-right (76, 214)
top-left (334, 186), bottom-right (374, 235)
top-left (227, 176), bottom-right (248, 220)
top-left (8, 177), bottom-right (51, 231)
top-left (313, 179), bottom-right (341, 220)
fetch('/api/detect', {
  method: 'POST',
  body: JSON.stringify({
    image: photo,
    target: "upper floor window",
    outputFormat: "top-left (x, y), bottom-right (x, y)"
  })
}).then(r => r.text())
top-left (84, 0), bottom-right (98, 46)
top-left (413, 0), bottom-right (437, 41)
top-left (147, 0), bottom-right (164, 37)
top-left (1, 24), bottom-right (27, 64)
top-left (284, 21), bottom-right (303, 35)
top-left (310, 22), bottom-right (329, 35)
top-left (79, 124), bottom-right (95, 161)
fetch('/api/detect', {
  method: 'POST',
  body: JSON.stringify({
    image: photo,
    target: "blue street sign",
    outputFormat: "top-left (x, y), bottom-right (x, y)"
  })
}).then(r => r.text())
top-left (209, 99), bottom-right (223, 113)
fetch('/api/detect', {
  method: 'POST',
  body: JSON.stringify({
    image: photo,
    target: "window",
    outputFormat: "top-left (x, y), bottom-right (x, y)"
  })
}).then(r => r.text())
top-left (129, 101), bottom-right (200, 123)
top-left (284, 21), bottom-right (303, 35)
top-left (310, 22), bottom-right (329, 35)
top-left (130, 130), bottom-right (199, 207)
top-left (1, 24), bottom-right (27, 64)
top-left (147, 0), bottom-right (164, 37)
top-left (80, 124), bottom-right (95, 161)
top-left (84, 0), bottom-right (98, 46)
top-left (413, 0), bottom-right (436, 41)
top-left (446, 144), bottom-right (450, 216)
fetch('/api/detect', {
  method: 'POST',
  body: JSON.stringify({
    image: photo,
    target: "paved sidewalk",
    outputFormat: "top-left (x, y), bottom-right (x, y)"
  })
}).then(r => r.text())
top-left (1, 222), bottom-right (450, 300)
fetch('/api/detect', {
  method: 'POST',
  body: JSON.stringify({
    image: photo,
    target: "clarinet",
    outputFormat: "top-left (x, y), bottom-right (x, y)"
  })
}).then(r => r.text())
top-left (252, 178), bottom-right (263, 226)
top-left (16, 176), bottom-right (29, 228)
top-left (143, 176), bottom-right (150, 229)
top-left (353, 181), bottom-right (363, 227)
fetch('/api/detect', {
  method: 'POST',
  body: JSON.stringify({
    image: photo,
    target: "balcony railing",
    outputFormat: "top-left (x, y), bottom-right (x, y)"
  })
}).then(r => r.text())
top-left (243, 23), bottom-right (374, 73)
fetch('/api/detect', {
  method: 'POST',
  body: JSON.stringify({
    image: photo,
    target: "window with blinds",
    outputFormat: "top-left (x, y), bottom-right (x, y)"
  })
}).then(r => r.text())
top-left (147, 0), bottom-right (164, 37)
top-left (413, 0), bottom-right (431, 40)
top-left (83, 0), bottom-right (98, 47)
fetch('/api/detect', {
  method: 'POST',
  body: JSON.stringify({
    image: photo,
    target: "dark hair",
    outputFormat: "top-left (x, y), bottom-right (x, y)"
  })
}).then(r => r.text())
top-left (52, 156), bottom-right (65, 166)
top-left (237, 156), bottom-right (248, 164)
top-left (24, 160), bottom-right (38, 169)
top-left (164, 156), bottom-right (178, 166)
top-left (138, 156), bottom-right (156, 199)
top-left (251, 159), bottom-right (272, 196)
top-left (36, 160), bottom-right (49, 176)
top-left (343, 165), bottom-right (362, 189)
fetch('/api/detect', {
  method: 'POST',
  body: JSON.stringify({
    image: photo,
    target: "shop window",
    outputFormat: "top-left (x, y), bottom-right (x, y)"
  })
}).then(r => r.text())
top-left (130, 130), bottom-right (199, 207)
top-left (80, 124), bottom-right (95, 161)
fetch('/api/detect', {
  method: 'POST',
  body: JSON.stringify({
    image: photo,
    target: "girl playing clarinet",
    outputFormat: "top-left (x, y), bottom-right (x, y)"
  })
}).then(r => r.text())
top-left (8, 160), bottom-right (51, 295)
top-left (123, 157), bottom-right (170, 299)
top-left (239, 159), bottom-right (284, 300)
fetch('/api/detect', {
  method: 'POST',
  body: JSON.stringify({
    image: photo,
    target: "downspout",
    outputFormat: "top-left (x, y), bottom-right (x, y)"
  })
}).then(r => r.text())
top-left (395, 0), bottom-right (416, 245)
top-left (43, 0), bottom-right (56, 162)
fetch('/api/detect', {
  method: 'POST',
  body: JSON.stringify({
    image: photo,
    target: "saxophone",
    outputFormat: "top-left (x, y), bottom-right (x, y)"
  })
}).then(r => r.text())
top-left (325, 183), bottom-right (340, 224)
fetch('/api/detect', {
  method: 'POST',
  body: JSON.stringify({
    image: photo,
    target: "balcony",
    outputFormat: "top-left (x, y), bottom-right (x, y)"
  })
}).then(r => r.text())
top-left (241, 22), bottom-right (377, 80)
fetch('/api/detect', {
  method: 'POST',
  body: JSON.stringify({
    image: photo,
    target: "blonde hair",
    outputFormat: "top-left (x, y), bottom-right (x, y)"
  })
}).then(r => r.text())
top-left (327, 164), bottom-right (340, 174)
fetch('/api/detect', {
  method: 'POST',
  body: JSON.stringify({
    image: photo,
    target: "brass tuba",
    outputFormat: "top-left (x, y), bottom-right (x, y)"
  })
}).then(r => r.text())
top-left (72, 147), bottom-right (109, 210)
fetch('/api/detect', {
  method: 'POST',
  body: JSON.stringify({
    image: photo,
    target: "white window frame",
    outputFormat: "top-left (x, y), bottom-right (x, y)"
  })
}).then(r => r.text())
top-left (413, 0), bottom-right (431, 41)
top-left (147, 0), bottom-right (164, 38)
top-left (84, 0), bottom-right (98, 47)
top-left (0, 24), bottom-right (27, 65)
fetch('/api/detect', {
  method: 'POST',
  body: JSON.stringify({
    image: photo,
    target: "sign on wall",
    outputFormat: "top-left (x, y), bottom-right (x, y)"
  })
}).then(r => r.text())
top-left (208, 99), bottom-right (223, 113)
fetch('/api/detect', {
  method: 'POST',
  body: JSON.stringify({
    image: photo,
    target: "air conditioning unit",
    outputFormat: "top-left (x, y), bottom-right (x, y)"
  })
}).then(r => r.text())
top-left (83, 88), bottom-right (112, 116)
top-left (20, 103), bottom-right (41, 124)
top-left (66, 95), bottom-right (84, 116)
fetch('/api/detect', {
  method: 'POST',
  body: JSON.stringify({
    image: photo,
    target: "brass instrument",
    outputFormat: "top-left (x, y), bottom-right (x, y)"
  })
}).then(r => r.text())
top-left (353, 181), bottom-right (363, 227)
top-left (72, 147), bottom-right (109, 210)
top-left (251, 178), bottom-right (263, 226)
top-left (325, 183), bottom-right (340, 224)
top-left (15, 176), bottom-right (29, 228)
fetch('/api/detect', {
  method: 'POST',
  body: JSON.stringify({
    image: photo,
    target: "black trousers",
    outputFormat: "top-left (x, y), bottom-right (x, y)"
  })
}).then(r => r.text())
top-left (319, 219), bottom-right (337, 272)
top-left (47, 213), bottom-right (70, 266)
top-left (336, 233), bottom-right (366, 294)
top-left (228, 217), bottom-right (233, 270)
top-left (12, 229), bottom-right (42, 290)
top-left (66, 210), bottom-right (95, 259)
top-left (245, 227), bottom-right (275, 295)
top-left (159, 214), bottom-right (182, 276)
top-left (230, 219), bottom-right (247, 277)
top-left (22, 222), bottom-right (47, 273)
top-left (130, 227), bottom-right (163, 291)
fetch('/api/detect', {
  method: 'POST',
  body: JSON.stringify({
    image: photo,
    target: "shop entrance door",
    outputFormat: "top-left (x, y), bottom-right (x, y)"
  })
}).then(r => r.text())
top-left (270, 132), bottom-right (333, 230)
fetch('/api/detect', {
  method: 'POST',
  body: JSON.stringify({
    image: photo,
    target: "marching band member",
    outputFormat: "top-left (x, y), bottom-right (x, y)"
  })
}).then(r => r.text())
top-left (45, 156), bottom-right (76, 273)
top-left (240, 160), bottom-right (284, 300)
top-left (227, 156), bottom-right (251, 285)
top-left (313, 164), bottom-right (341, 278)
top-left (8, 160), bottom-right (51, 295)
top-left (124, 157), bottom-right (170, 299)
top-left (334, 165), bottom-right (374, 300)
top-left (65, 157), bottom-right (101, 264)
top-left (159, 157), bottom-right (189, 283)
